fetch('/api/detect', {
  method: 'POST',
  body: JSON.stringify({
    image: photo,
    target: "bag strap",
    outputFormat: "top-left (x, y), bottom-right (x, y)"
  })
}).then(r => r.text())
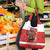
top-left (35, 8), bottom-right (40, 23)
top-left (35, 8), bottom-right (43, 24)
top-left (29, 13), bottom-right (33, 21)
top-left (29, 8), bottom-right (42, 24)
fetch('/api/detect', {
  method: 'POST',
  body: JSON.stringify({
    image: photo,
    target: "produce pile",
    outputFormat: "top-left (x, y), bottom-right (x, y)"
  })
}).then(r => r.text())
top-left (0, 8), bottom-right (11, 15)
top-left (0, 8), bottom-right (23, 34)
top-left (44, 0), bottom-right (50, 3)
top-left (45, 22), bottom-right (50, 26)
top-left (0, 20), bottom-right (20, 34)
top-left (44, 7), bottom-right (50, 11)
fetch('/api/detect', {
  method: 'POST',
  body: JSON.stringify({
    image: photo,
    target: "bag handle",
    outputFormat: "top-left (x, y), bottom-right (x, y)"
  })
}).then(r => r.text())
top-left (29, 8), bottom-right (39, 21)
top-left (35, 8), bottom-right (40, 23)
top-left (29, 8), bottom-right (42, 24)
top-left (29, 13), bottom-right (33, 21)
top-left (35, 8), bottom-right (43, 24)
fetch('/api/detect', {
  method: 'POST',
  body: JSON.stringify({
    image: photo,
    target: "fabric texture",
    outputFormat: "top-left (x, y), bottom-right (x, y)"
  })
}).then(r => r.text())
top-left (25, 0), bottom-right (44, 16)
top-left (16, 15), bottom-right (38, 50)
top-left (19, 9), bottom-right (45, 48)
top-left (31, 14), bottom-right (37, 27)
top-left (18, 46), bottom-right (38, 50)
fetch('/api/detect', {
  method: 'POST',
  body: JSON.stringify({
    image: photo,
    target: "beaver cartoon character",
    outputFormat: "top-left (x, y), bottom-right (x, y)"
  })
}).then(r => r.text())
top-left (26, 28), bottom-right (37, 43)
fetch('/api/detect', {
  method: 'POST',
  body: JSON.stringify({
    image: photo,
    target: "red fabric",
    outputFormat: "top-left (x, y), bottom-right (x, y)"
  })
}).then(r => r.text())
top-left (29, 13), bottom-right (33, 21)
top-left (19, 29), bottom-right (45, 49)
top-left (20, 44), bottom-right (44, 49)
top-left (19, 9), bottom-right (45, 49)
top-left (35, 8), bottom-right (43, 24)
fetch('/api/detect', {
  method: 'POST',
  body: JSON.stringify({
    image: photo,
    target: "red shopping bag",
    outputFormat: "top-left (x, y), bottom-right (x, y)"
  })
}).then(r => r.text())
top-left (19, 8), bottom-right (45, 49)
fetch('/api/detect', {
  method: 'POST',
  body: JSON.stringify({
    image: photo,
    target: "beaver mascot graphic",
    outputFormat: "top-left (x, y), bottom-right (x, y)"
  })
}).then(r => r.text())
top-left (26, 28), bottom-right (37, 43)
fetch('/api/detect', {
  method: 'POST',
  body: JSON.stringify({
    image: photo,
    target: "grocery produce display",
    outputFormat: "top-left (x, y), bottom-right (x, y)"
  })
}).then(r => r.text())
top-left (44, 0), bottom-right (50, 4)
top-left (42, 0), bottom-right (50, 36)
top-left (0, 7), bottom-right (23, 44)
top-left (44, 7), bottom-right (50, 11)
top-left (45, 22), bottom-right (50, 27)
top-left (0, 20), bottom-right (20, 34)
top-left (0, 8), bottom-right (11, 15)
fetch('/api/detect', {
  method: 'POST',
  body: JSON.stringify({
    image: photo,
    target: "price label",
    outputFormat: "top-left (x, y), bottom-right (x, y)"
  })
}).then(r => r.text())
top-left (44, 18), bottom-right (46, 20)
top-left (0, 5), bottom-right (2, 8)
top-left (8, 16), bottom-right (12, 18)
top-left (15, 7), bottom-right (18, 9)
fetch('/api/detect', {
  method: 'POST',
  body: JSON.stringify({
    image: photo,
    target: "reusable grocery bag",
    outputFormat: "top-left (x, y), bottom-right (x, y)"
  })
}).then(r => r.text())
top-left (19, 8), bottom-right (45, 49)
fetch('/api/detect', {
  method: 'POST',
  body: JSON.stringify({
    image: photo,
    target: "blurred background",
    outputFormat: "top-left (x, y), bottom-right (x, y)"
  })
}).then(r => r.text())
top-left (0, 0), bottom-right (50, 50)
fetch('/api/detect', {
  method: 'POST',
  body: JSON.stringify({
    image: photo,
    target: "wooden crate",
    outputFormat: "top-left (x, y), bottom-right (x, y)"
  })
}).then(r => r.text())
top-left (0, 32), bottom-right (17, 50)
